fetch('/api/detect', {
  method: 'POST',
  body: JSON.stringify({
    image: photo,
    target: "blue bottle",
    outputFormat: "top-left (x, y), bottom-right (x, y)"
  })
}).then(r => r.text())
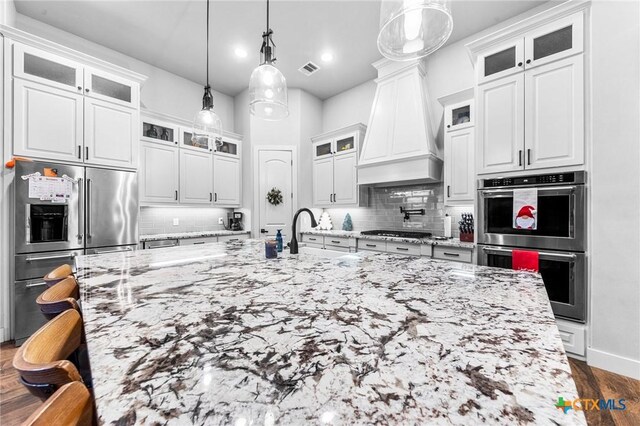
top-left (275, 229), bottom-right (283, 252)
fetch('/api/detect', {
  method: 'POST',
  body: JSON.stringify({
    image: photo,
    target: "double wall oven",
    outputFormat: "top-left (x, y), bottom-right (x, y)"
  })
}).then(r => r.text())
top-left (477, 172), bottom-right (587, 322)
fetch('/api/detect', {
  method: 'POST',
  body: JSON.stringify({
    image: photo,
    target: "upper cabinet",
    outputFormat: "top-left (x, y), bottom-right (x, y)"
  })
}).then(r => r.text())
top-left (139, 111), bottom-right (243, 207)
top-left (439, 89), bottom-right (475, 205)
top-left (467, 4), bottom-right (588, 175)
top-left (9, 39), bottom-right (144, 169)
top-left (311, 124), bottom-right (366, 207)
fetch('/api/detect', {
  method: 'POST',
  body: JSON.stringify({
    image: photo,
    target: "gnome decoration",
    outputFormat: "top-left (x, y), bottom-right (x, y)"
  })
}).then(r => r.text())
top-left (342, 213), bottom-right (353, 231)
top-left (317, 212), bottom-right (333, 230)
top-left (515, 205), bottom-right (536, 230)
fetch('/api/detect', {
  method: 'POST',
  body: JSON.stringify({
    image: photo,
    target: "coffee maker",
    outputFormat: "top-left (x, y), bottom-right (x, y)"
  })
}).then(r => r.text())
top-left (228, 211), bottom-right (243, 231)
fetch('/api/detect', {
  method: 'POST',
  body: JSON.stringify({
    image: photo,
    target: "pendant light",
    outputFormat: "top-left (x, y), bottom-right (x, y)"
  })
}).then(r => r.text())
top-left (378, 0), bottom-right (453, 61)
top-left (248, 0), bottom-right (289, 120)
top-left (192, 0), bottom-right (222, 148)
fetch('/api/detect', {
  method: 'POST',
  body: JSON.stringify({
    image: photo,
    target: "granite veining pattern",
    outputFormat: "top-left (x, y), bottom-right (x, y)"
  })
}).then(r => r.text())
top-left (302, 230), bottom-right (475, 249)
top-left (77, 240), bottom-right (584, 425)
top-left (140, 230), bottom-right (250, 242)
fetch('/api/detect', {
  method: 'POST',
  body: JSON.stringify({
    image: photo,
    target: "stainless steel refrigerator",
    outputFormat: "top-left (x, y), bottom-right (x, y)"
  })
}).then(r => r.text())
top-left (14, 160), bottom-right (138, 344)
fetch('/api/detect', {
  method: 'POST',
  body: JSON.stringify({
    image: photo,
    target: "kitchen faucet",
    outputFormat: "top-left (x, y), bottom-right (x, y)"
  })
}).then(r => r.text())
top-left (289, 208), bottom-right (318, 254)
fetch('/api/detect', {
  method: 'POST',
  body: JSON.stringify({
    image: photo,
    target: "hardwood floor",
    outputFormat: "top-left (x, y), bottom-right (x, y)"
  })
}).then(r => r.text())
top-left (1, 341), bottom-right (638, 425)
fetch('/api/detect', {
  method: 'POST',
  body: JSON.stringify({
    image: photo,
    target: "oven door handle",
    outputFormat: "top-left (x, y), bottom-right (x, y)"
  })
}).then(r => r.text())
top-left (26, 253), bottom-right (77, 262)
top-left (481, 246), bottom-right (577, 260)
top-left (480, 186), bottom-right (577, 195)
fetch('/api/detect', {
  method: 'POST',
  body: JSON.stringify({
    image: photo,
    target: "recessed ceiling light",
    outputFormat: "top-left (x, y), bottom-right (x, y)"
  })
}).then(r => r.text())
top-left (321, 52), bottom-right (334, 62)
top-left (234, 47), bottom-right (248, 59)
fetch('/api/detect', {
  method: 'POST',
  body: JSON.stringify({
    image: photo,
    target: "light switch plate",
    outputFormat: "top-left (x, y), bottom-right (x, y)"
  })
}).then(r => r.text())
top-left (173, 218), bottom-right (179, 226)
top-left (218, 217), bottom-right (224, 225)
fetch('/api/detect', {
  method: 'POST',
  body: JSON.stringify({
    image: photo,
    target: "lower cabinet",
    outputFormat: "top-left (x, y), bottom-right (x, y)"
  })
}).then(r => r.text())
top-left (139, 141), bottom-right (179, 204)
top-left (386, 242), bottom-right (421, 256)
top-left (555, 318), bottom-right (586, 357)
top-left (218, 234), bottom-right (249, 242)
top-left (179, 237), bottom-right (218, 246)
top-left (358, 240), bottom-right (387, 252)
top-left (432, 246), bottom-right (473, 263)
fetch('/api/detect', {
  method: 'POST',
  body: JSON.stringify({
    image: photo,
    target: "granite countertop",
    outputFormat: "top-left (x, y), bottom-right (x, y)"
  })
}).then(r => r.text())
top-left (77, 240), bottom-right (584, 425)
top-left (302, 229), bottom-right (476, 249)
top-left (140, 230), bottom-right (250, 242)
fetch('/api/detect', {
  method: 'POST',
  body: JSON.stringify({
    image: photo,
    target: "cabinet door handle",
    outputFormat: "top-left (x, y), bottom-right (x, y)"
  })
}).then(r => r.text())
top-left (85, 146), bottom-right (89, 160)
top-left (527, 149), bottom-right (531, 166)
top-left (26, 281), bottom-right (48, 288)
top-left (175, 190), bottom-right (178, 201)
top-left (396, 247), bottom-right (409, 251)
top-left (526, 59), bottom-right (531, 64)
top-left (443, 252), bottom-right (460, 257)
top-left (210, 193), bottom-right (212, 202)
top-left (518, 150), bottom-right (523, 166)
top-left (331, 240), bottom-right (341, 244)
top-left (77, 145), bottom-right (82, 159)
top-left (333, 193), bottom-right (336, 202)
top-left (77, 86), bottom-right (82, 91)
top-left (193, 241), bottom-right (206, 245)
top-left (365, 244), bottom-right (377, 247)
top-left (447, 185), bottom-right (450, 197)
top-left (85, 88), bottom-right (90, 92)
top-left (517, 62), bottom-right (523, 67)
top-left (308, 237), bottom-right (317, 241)
top-left (214, 193), bottom-right (217, 202)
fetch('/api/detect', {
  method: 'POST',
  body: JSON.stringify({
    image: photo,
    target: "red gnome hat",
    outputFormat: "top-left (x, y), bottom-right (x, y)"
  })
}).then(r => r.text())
top-left (517, 205), bottom-right (535, 219)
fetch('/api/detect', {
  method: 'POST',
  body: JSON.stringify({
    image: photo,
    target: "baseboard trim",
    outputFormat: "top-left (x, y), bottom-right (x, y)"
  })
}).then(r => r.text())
top-left (587, 347), bottom-right (640, 380)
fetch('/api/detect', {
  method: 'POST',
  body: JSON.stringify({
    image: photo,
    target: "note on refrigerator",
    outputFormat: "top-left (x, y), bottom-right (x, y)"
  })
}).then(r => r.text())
top-left (28, 176), bottom-right (73, 201)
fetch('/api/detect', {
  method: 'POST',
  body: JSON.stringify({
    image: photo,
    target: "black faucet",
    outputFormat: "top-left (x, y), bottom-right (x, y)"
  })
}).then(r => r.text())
top-left (289, 208), bottom-right (318, 254)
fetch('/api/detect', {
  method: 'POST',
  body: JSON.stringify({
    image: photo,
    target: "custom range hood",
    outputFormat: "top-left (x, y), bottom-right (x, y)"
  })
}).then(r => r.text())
top-left (358, 58), bottom-right (442, 186)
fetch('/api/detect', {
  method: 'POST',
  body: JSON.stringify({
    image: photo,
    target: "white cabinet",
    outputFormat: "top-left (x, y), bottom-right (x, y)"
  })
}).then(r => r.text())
top-left (524, 55), bottom-right (584, 170)
top-left (10, 41), bottom-right (141, 168)
top-left (311, 124), bottom-right (366, 208)
top-left (139, 141), bottom-right (179, 204)
top-left (13, 79), bottom-right (83, 162)
top-left (445, 128), bottom-right (475, 204)
top-left (180, 149), bottom-right (213, 205)
top-left (84, 98), bottom-right (138, 168)
top-left (213, 155), bottom-right (240, 206)
top-left (477, 74), bottom-right (524, 174)
top-left (470, 8), bottom-right (586, 174)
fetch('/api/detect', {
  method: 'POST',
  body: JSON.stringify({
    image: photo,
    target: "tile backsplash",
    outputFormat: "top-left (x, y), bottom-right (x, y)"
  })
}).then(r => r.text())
top-left (323, 183), bottom-right (473, 238)
top-left (140, 207), bottom-right (233, 235)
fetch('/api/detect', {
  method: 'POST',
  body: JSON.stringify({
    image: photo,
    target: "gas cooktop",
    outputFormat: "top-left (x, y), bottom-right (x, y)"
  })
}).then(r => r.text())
top-left (360, 230), bottom-right (433, 239)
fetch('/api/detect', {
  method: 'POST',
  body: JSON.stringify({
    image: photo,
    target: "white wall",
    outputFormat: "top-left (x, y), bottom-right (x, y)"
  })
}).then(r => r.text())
top-left (12, 13), bottom-right (234, 128)
top-left (1, 0), bottom-right (17, 26)
top-left (587, 0), bottom-right (640, 379)
top-left (321, 80), bottom-right (375, 132)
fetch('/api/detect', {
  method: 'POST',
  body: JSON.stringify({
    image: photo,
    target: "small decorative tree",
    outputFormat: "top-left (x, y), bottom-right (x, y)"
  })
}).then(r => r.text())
top-left (317, 212), bottom-right (333, 230)
top-left (342, 213), bottom-right (353, 231)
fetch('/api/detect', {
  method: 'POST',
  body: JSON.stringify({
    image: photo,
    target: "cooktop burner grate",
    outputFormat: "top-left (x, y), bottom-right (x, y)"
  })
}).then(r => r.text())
top-left (360, 230), bottom-right (433, 239)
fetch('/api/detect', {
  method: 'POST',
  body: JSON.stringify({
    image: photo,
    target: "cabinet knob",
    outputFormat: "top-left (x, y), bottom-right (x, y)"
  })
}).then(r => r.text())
top-left (446, 125), bottom-right (450, 128)
top-left (526, 59), bottom-right (531, 64)
top-left (85, 88), bottom-right (90, 92)
top-left (517, 62), bottom-right (523, 67)
top-left (77, 86), bottom-right (82, 90)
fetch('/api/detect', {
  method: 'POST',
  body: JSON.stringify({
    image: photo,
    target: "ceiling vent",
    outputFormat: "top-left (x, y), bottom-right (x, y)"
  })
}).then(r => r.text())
top-left (298, 61), bottom-right (320, 76)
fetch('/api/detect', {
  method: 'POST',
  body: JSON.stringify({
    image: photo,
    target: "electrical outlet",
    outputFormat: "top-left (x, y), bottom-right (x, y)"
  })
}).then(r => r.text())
top-left (173, 218), bottom-right (179, 226)
top-left (218, 217), bottom-right (224, 225)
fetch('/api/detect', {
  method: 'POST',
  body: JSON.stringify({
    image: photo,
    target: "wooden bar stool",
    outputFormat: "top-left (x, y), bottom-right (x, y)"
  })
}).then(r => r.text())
top-left (13, 309), bottom-right (84, 400)
top-left (36, 276), bottom-right (81, 320)
top-left (21, 381), bottom-right (93, 426)
top-left (43, 264), bottom-right (74, 287)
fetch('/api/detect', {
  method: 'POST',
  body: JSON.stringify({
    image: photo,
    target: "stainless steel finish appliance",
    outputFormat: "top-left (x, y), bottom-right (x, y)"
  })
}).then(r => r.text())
top-left (14, 161), bottom-right (138, 344)
top-left (477, 172), bottom-right (587, 323)
top-left (228, 211), bottom-right (244, 231)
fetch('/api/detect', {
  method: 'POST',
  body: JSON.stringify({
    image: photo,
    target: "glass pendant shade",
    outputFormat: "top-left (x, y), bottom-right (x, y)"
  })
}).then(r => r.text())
top-left (249, 64), bottom-right (289, 120)
top-left (378, 0), bottom-right (453, 61)
top-left (192, 107), bottom-right (222, 148)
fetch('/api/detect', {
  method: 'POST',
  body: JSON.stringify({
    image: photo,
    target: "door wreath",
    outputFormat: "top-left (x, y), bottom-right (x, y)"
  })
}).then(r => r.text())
top-left (266, 187), bottom-right (283, 206)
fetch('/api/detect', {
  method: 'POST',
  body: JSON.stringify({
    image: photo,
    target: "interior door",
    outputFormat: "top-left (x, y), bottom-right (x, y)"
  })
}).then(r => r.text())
top-left (258, 149), bottom-right (293, 239)
top-left (333, 153), bottom-right (357, 205)
top-left (84, 98), bottom-right (138, 168)
top-left (213, 155), bottom-right (240, 206)
top-left (179, 149), bottom-right (213, 205)
top-left (13, 79), bottom-right (83, 163)
top-left (477, 73), bottom-right (525, 174)
top-left (85, 167), bottom-right (138, 248)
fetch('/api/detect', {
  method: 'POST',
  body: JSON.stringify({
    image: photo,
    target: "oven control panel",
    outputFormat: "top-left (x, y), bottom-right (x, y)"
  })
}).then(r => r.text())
top-left (481, 172), bottom-right (585, 188)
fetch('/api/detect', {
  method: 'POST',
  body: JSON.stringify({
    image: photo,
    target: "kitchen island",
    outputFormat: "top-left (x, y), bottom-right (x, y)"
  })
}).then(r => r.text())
top-left (76, 240), bottom-right (585, 425)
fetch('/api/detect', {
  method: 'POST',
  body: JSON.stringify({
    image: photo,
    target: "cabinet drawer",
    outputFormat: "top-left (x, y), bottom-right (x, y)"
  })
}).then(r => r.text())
top-left (301, 234), bottom-right (323, 245)
top-left (218, 234), bottom-right (249, 242)
top-left (324, 236), bottom-right (350, 248)
top-left (179, 237), bottom-right (218, 246)
top-left (358, 240), bottom-right (387, 252)
top-left (386, 242), bottom-right (421, 256)
top-left (433, 246), bottom-right (473, 263)
top-left (556, 319), bottom-right (586, 357)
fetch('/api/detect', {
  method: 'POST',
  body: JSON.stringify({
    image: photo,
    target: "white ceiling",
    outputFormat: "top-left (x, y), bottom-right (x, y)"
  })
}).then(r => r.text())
top-left (15, 0), bottom-right (549, 99)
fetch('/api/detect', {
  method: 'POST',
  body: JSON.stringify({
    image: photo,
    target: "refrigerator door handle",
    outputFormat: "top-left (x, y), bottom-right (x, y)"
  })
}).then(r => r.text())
top-left (86, 179), bottom-right (92, 238)
top-left (77, 178), bottom-right (84, 241)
